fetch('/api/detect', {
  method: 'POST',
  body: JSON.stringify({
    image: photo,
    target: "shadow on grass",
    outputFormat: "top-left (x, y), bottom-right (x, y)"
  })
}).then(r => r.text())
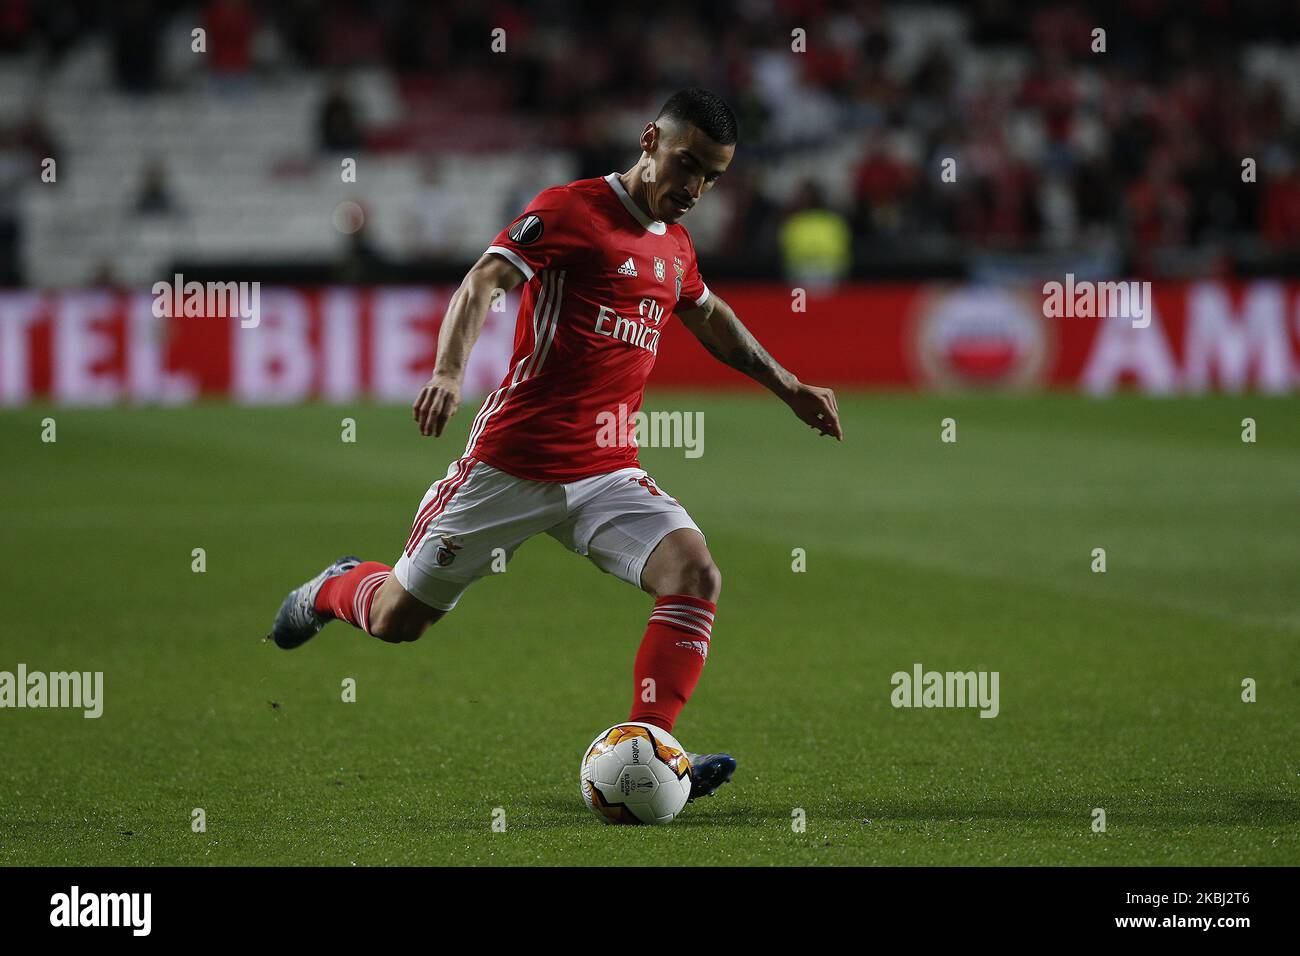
top-left (405, 795), bottom-right (777, 832)
top-left (479, 791), bottom-right (1300, 832)
top-left (392, 790), bottom-right (1299, 836)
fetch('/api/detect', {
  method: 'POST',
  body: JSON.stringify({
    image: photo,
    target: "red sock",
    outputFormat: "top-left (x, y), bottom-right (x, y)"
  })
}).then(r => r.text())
top-left (628, 594), bottom-right (716, 733)
top-left (315, 561), bottom-right (390, 634)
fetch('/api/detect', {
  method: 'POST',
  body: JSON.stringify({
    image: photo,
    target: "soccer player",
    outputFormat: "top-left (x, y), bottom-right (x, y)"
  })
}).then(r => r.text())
top-left (269, 88), bottom-right (842, 804)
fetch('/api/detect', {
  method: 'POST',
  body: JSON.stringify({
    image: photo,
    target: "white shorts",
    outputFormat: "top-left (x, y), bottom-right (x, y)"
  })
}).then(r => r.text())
top-left (392, 456), bottom-right (704, 611)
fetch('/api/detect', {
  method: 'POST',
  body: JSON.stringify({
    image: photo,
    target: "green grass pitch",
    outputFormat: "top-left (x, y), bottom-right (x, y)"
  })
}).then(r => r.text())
top-left (1, 392), bottom-right (1296, 866)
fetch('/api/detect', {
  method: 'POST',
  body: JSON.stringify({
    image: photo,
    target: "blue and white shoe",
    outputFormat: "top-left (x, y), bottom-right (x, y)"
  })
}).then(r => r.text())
top-left (685, 751), bottom-right (737, 802)
top-left (268, 556), bottom-right (362, 649)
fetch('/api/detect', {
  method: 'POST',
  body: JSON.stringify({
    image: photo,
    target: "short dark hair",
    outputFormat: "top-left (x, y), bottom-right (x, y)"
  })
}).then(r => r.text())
top-left (657, 88), bottom-right (738, 146)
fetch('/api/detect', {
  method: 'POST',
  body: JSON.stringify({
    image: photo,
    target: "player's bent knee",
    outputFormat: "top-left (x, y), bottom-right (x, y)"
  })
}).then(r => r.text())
top-left (680, 557), bottom-right (722, 602)
top-left (369, 617), bottom-right (429, 644)
top-left (368, 603), bottom-right (442, 644)
top-left (396, 615), bottom-right (436, 643)
top-left (643, 554), bottom-right (722, 601)
top-left (367, 576), bottom-right (447, 643)
top-left (365, 610), bottom-right (401, 643)
top-left (393, 623), bottom-right (428, 643)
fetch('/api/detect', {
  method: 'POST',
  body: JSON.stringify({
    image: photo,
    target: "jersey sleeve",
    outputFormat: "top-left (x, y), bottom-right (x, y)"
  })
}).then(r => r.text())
top-left (674, 229), bottom-right (711, 311)
top-left (485, 186), bottom-right (589, 281)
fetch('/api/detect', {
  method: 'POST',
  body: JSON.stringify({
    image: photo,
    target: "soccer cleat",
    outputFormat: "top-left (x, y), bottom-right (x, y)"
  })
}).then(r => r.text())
top-left (685, 751), bottom-right (737, 802)
top-left (267, 556), bottom-right (362, 649)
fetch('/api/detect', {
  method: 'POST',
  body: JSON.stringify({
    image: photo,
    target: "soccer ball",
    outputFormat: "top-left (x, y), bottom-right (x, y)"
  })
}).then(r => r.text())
top-left (579, 722), bottom-right (692, 825)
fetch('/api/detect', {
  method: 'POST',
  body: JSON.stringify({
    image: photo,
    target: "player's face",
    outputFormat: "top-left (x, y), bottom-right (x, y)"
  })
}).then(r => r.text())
top-left (646, 121), bottom-right (734, 223)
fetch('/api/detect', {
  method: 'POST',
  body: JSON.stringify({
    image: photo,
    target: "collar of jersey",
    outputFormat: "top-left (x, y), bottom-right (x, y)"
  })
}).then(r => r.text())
top-left (604, 173), bottom-right (667, 235)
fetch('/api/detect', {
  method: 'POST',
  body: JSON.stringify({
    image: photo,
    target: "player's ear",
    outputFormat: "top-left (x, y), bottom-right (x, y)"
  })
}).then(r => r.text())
top-left (641, 122), bottom-right (658, 154)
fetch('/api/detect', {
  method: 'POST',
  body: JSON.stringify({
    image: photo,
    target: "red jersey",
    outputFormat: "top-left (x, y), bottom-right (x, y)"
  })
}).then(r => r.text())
top-left (463, 173), bottom-right (711, 481)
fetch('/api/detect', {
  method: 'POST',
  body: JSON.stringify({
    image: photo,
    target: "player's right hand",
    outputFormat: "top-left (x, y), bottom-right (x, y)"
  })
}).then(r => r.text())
top-left (413, 372), bottom-right (462, 437)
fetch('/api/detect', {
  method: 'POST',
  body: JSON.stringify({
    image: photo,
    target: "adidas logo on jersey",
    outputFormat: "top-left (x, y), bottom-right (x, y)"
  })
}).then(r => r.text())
top-left (616, 257), bottom-right (638, 277)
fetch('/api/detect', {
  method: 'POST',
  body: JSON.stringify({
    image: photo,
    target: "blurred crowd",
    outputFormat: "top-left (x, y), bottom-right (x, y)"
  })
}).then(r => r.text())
top-left (2, 0), bottom-right (1299, 283)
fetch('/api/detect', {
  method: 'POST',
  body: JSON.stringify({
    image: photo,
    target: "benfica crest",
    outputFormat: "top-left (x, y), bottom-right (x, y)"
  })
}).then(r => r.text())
top-left (434, 535), bottom-right (463, 567)
top-left (673, 258), bottom-right (684, 300)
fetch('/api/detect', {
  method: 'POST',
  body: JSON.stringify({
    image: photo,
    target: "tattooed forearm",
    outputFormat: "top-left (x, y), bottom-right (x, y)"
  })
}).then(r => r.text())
top-left (702, 337), bottom-right (769, 377)
top-left (694, 295), bottom-right (797, 396)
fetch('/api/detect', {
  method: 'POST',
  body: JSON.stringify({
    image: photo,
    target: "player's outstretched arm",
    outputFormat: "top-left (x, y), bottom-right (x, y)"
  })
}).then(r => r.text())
top-left (413, 252), bottom-right (527, 437)
top-left (677, 293), bottom-right (842, 441)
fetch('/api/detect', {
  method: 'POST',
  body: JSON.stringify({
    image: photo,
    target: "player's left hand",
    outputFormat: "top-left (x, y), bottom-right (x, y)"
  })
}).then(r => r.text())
top-left (785, 382), bottom-right (842, 440)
